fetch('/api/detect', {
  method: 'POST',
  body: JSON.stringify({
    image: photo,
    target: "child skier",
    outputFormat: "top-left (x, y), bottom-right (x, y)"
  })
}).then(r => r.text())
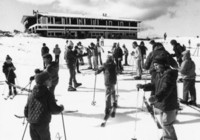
top-left (95, 54), bottom-right (118, 119)
top-left (24, 71), bottom-right (64, 140)
top-left (179, 50), bottom-right (197, 106)
top-left (2, 55), bottom-right (17, 98)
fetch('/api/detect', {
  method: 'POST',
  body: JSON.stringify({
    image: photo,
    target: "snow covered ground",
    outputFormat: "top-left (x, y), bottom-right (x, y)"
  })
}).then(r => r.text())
top-left (0, 36), bottom-right (200, 140)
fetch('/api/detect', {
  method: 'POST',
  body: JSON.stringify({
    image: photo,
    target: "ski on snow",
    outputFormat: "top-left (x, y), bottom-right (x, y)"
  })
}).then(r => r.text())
top-left (101, 106), bottom-right (116, 127)
top-left (179, 98), bottom-right (200, 113)
top-left (143, 96), bottom-right (162, 129)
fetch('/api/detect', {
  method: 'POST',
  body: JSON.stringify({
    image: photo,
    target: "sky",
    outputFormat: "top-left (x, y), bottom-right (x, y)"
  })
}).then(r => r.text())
top-left (1, 0), bottom-right (200, 37)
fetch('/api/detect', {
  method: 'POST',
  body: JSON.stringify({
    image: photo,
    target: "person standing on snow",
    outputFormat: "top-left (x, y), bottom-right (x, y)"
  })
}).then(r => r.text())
top-left (64, 41), bottom-right (87, 91)
top-left (89, 42), bottom-right (99, 70)
top-left (132, 41), bottom-right (142, 79)
top-left (24, 71), bottom-right (64, 140)
top-left (137, 55), bottom-right (179, 140)
top-left (122, 44), bottom-right (129, 66)
top-left (41, 43), bottom-right (49, 69)
top-left (95, 54), bottom-right (118, 119)
top-left (170, 39), bottom-right (185, 66)
top-left (53, 44), bottom-right (61, 64)
top-left (179, 50), bottom-right (197, 106)
top-left (2, 55), bottom-right (17, 98)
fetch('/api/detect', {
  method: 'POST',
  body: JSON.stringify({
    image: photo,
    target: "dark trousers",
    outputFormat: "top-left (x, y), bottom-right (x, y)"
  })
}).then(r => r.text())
top-left (183, 79), bottom-right (196, 102)
top-left (105, 85), bottom-right (116, 114)
top-left (68, 66), bottom-right (77, 87)
top-left (124, 54), bottom-right (128, 65)
top-left (76, 60), bottom-right (80, 72)
top-left (30, 123), bottom-right (51, 140)
top-left (98, 52), bottom-right (103, 65)
top-left (8, 78), bottom-right (16, 95)
top-left (55, 55), bottom-right (60, 64)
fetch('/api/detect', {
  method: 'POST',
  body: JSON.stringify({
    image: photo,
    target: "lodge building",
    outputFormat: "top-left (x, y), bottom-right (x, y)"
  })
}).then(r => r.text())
top-left (21, 11), bottom-right (141, 39)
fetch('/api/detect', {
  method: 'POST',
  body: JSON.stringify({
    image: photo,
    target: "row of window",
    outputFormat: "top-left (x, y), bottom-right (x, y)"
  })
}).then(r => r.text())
top-left (38, 16), bottom-right (138, 27)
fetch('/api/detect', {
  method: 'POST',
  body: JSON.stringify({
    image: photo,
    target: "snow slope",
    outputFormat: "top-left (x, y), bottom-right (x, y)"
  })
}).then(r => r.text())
top-left (0, 36), bottom-right (200, 140)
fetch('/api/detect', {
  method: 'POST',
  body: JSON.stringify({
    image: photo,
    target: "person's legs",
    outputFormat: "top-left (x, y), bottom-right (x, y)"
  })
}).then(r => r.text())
top-left (161, 110), bottom-right (177, 140)
top-left (183, 79), bottom-right (189, 102)
top-left (30, 123), bottom-right (51, 140)
top-left (189, 79), bottom-right (196, 104)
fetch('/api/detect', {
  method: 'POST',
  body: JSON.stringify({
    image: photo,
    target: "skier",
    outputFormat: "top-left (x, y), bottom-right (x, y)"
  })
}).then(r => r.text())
top-left (86, 46), bottom-right (93, 69)
top-left (149, 40), bottom-right (156, 51)
top-left (137, 55), bottom-right (179, 140)
top-left (95, 54), bottom-right (117, 119)
top-left (132, 41), bottom-right (142, 79)
top-left (112, 43), bottom-right (123, 74)
top-left (89, 42), bottom-right (99, 70)
top-left (53, 44), bottom-right (61, 64)
top-left (139, 41), bottom-right (148, 68)
top-left (170, 39), bottom-right (185, 66)
top-left (64, 41), bottom-right (87, 91)
top-left (164, 32), bottom-right (167, 41)
top-left (100, 36), bottom-right (104, 46)
top-left (24, 71), bottom-right (64, 140)
top-left (2, 55), bottom-right (17, 98)
top-left (74, 45), bottom-right (81, 73)
top-left (179, 50), bottom-right (197, 106)
top-left (144, 42), bottom-right (178, 85)
top-left (122, 44), bottom-right (129, 66)
top-left (41, 43), bottom-right (49, 69)
top-left (97, 42), bottom-right (104, 65)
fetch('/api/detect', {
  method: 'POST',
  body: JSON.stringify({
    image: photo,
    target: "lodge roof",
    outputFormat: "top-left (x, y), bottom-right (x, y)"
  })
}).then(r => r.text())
top-left (21, 11), bottom-right (141, 23)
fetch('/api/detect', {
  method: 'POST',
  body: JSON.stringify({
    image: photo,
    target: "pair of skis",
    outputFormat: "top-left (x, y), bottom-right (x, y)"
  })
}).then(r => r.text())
top-left (4, 94), bottom-right (16, 100)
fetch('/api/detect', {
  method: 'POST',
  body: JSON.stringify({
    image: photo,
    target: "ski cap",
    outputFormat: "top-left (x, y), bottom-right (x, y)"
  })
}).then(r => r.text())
top-left (6, 55), bottom-right (12, 60)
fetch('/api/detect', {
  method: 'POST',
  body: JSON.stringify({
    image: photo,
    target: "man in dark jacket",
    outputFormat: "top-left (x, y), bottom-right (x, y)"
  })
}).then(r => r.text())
top-left (113, 43), bottom-right (123, 74)
top-left (137, 56), bottom-right (178, 140)
top-left (41, 43), bottom-right (49, 69)
top-left (170, 39), bottom-right (185, 66)
top-left (2, 55), bottom-right (17, 97)
top-left (95, 54), bottom-right (117, 119)
top-left (24, 71), bottom-right (64, 140)
top-left (64, 41), bottom-right (87, 91)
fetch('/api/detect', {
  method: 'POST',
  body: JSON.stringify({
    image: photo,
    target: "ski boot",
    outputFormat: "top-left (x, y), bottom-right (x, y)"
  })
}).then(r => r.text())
top-left (68, 86), bottom-right (76, 91)
top-left (74, 83), bottom-right (82, 88)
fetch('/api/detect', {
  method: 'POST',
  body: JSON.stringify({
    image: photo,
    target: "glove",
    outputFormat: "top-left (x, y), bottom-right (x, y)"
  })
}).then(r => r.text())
top-left (177, 78), bottom-right (183, 82)
top-left (29, 76), bottom-right (35, 81)
top-left (95, 71), bottom-right (98, 75)
top-left (149, 95), bottom-right (157, 104)
top-left (35, 69), bottom-right (42, 74)
top-left (60, 105), bottom-right (64, 112)
top-left (136, 84), bottom-right (144, 90)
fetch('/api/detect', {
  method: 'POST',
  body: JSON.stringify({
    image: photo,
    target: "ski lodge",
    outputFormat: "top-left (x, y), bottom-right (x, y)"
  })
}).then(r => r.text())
top-left (21, 11), bottom-right (141, 39)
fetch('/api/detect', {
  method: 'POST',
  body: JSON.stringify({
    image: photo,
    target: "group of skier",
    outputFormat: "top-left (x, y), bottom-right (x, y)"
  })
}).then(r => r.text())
top-left (2, 38), bottom-right (198, 140)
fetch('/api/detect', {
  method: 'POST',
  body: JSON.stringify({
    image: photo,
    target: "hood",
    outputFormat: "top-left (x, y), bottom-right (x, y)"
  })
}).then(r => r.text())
top-left (32, 85), bottom-right (49, 98)
top-left (182, 50), bottom-right (191, 60)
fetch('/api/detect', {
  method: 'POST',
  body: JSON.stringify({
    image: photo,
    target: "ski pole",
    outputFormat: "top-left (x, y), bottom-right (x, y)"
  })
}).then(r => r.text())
top-left (91, 74), bottom-right (97, 105)
top-left (21, 121), bottom-right (28, 140)
top-left (132, 87), bottom-right (140, 140)
top-left (61, 112), bottom-right (67, 140)
top-left (22, 81), bottom-right (32, 125)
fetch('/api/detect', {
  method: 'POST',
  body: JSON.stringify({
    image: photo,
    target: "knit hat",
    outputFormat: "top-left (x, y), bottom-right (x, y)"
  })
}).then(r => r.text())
top-left (6, 55), bottom-right (12, 60)
top-left (133, 41), bottom-right (138, 46)
top-left (153, 55), bottom-right (168, 65)
top-left (35, 71), bottom-right (50, 85)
